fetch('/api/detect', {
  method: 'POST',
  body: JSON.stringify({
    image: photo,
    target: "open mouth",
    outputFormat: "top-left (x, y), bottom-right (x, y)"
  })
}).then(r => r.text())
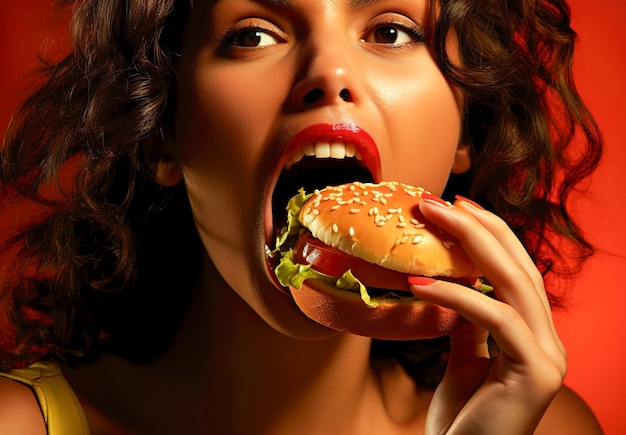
top-left (265, 124), bottom-right (381, 291)
top-left (271, 153), bottom-right (374, 236)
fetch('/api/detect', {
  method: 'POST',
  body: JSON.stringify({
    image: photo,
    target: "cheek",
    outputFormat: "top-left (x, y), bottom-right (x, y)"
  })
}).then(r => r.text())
top-left (377, 66), bottom-right (462, 193)
top-left (173, 70), bottom-right (274, 252)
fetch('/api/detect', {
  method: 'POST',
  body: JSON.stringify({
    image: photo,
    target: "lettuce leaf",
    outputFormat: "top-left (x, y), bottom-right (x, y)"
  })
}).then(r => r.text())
top-left (272, 188), bottom-right (312, 255)
top-left (275, 249), bottom-right (379, 308)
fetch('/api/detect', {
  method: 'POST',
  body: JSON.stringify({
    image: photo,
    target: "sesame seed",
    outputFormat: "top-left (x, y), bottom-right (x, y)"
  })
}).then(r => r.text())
top-left (376, 221), bottom-right (386, 227)
top-left (332, 205), bottom-right (341, 211)
top-left (410, 218), bottom-right (420, 225)
top-left (333, 224), bottom-right (339, 233)
top-left (398, 215), bottom-right (405, 223)
top-left (397, 223), bottom-right (407, 228)
top-left (412, 235), bottom-right (424, 244)
top-left (350, 208), bottom-right (360, 214)
top-left (349, 227), bottom-right (355, 236)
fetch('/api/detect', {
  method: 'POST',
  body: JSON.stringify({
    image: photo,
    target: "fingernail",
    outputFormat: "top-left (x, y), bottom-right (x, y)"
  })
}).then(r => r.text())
top-left (408, 276), bottom-right (438, 286)
top-left (421, 193), bottom-right (451, 208)
top-left (454, 195), bottom-right (485, 211)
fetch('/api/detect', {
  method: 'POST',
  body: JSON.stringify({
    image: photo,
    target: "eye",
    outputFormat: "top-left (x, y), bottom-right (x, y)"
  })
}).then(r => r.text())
top-left (369, 26), bottom-right (412, 44)
top-left (231, 28), bottom-right (281, 48)
top-left (362, 19), bottom-right (426, 47)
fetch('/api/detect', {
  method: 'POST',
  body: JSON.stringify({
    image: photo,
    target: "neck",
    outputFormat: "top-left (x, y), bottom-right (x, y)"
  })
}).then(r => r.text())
top-left (64, 256), bottom-right (395, 434)
top-left (172, 257), bottom-right (379, 434)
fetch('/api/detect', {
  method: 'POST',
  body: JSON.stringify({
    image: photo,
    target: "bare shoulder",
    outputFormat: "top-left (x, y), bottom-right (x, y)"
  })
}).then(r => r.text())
top-left (535, 385), bottom-right (603, 434)
top-left (0, 377), bottom-right (47, 435)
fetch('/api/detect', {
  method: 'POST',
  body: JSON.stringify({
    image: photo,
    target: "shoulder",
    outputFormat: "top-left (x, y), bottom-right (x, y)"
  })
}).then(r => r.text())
top-left (535, 385), bottom-right (603, 434)
top-left (0, 376), bottom-right (47, 435)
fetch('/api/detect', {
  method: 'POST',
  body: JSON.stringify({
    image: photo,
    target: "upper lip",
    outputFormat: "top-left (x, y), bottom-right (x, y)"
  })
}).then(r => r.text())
top-left (265, 123), bottom-right (382, 246)
top-left (278, 123), bottom-right (382, 180)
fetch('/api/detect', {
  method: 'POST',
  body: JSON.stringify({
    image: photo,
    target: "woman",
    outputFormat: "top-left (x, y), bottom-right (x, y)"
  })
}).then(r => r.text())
top-left (0, 0), bottom-right (604, 433)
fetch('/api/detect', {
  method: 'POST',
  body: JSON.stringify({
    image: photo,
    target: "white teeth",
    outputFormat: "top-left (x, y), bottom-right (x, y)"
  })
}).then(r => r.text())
top-left (329, 142), bottom-right (346, 159)
top-left (303, 143), bottom-right (315, 156)
top-left (345, 143), bottom-right (356, 158)
top-left (315, 142), bottom-right (331, 158)
top-left (285, 142), bottom-right (362, 168)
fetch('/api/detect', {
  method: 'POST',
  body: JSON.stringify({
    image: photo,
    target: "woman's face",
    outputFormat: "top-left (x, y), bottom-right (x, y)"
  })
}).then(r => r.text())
top-left (173, 0), bottom-right (466, 338)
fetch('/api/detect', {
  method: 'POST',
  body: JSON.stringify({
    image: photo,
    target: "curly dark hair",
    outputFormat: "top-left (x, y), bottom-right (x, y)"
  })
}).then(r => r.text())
top-left (0, 0), bottom-right (602, 384)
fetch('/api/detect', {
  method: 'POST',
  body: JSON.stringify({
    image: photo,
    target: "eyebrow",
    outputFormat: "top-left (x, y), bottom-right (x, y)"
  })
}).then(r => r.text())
top-left (264, 0), bottom-right (379, 7)
top-left (200, 0), bottom-right (380, 25)
top-left (206, 0), bottom-right (379, 10)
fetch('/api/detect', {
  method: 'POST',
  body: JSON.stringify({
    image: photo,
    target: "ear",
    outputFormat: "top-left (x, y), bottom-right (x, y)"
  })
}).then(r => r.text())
top-left (451, 143), bottom-right (471, 175)
top-left (143, 127), bottom-right (183, 187)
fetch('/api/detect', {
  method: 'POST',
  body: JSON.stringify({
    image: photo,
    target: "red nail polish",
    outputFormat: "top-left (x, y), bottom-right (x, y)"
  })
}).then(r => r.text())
top-left (454, 195), bottom-right (485, 211)
top-left (421, 193), bottom-right (450, 208)
top-left (408, 276), bottom-right (438, 286)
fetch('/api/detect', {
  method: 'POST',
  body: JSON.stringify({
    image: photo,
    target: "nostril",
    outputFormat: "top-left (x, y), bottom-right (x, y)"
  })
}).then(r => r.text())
top-left (303, 88), bottom-right (324, 104)
top-left (339, 89), bottom-right (351, 102)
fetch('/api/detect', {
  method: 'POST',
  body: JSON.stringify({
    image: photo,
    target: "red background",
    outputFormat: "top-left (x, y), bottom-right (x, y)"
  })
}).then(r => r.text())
top-left (2, 2), bottom-right (625, 433)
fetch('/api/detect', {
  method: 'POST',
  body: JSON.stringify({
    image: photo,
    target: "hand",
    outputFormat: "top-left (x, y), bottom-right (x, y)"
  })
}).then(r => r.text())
top-left (408, 194), bottom-right (567, 435)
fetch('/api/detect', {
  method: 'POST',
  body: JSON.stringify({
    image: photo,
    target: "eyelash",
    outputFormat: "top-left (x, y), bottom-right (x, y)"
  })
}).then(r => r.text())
top-left (217, 18), bottom-right (427, 56)
top-left (218, 24), bottom-right (283, 55)
top-left (363, 20), bottom-right (427, 47)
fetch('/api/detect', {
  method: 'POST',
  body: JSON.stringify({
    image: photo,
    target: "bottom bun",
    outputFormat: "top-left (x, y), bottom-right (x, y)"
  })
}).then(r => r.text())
top-left (289, 279), bottom-right (461, 340)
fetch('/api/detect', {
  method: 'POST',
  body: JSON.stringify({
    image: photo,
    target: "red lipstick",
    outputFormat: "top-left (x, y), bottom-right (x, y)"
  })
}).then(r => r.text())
top-left (281, 124), bottom-right (382, 181)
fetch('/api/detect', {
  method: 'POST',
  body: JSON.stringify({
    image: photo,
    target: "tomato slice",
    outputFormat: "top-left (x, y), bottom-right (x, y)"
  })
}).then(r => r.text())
top-left (293, 230), bottom-right (411, 292)
top-left (293, 230), bottom-right (485, 292)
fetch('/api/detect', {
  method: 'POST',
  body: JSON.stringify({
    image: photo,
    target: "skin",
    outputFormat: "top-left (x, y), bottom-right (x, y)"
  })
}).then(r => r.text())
top-left (174, 0), bottom-right (468, 339)
top-left (0, 0), bottom-right (604, 433)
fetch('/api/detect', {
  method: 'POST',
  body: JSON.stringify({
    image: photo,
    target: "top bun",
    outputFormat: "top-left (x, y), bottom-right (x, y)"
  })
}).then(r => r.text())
top-left (299, 181), bottom-right (478, 278)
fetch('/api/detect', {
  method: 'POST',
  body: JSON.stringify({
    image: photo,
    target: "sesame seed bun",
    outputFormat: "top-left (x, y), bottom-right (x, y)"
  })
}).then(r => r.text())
top-left (299, 181), bottom-right (478, 278)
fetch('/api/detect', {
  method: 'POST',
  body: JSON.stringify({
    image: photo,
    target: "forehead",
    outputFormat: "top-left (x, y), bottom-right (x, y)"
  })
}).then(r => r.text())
top-left (196, 0), bottom-right (430, 11)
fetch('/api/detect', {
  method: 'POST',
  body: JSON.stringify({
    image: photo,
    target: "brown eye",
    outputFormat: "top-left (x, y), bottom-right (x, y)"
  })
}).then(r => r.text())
top-left (233, 29), bottom-right (280, 47)
top-left (362, 22), bottom-right (423, 46)
top-left (374, 26), bottom-right (401, 44)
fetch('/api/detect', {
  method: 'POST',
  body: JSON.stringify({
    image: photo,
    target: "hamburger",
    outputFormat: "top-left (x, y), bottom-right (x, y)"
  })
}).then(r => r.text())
top-left (271, 181), bottom-right (492, 340)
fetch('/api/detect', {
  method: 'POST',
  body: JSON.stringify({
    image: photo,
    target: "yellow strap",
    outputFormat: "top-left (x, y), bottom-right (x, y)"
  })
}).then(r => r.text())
top-left (0, 361), bottom-right (90, 435)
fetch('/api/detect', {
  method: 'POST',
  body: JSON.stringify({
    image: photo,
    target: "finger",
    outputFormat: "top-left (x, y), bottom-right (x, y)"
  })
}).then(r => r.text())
top-left (453, 197), bottom-right (550, 313)
top-left (413, 280), bottom-right (566, 434)
top-left (418, 196), bottom-right (555, 346)
top-left (453, 197), bottom-right (566, 356)
top-left (409, 279), bottom-right (539, 365)
top-left (426, 320), bottom-right (493, 434)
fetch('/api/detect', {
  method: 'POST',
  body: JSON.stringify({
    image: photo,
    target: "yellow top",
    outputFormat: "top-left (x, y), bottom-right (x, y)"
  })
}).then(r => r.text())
top-left (0, 361), bottom-right (90, 434)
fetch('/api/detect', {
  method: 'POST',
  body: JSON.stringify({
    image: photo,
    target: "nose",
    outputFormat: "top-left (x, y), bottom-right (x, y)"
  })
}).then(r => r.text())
top-left (290, 41), bottom-right (358, 108)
